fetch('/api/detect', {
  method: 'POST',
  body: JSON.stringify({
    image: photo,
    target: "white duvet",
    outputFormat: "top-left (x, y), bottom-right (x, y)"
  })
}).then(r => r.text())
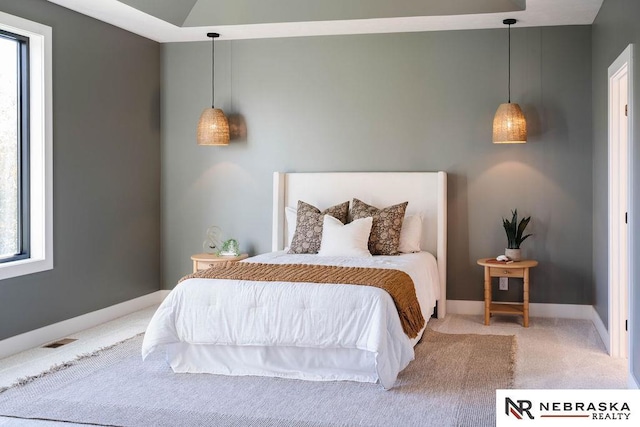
top-left (142, 251), bottom-right (440, 388)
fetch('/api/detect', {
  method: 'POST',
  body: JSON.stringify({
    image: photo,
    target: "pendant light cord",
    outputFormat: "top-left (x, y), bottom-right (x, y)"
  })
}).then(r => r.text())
top-left (508, 22), bottom-right (511, 104)
top-left (211, 34), bottom-right (215, 108)
top-left (207, 33), bottom-right (220, 109)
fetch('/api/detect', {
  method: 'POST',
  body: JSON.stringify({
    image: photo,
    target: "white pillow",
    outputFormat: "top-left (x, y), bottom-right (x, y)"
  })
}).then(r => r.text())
top-left (285, 206), bottom-right (297, 248)
top-left (318, 215), bottom-right (373, 257)
top-left (398, 215), bottom-right (422, 253)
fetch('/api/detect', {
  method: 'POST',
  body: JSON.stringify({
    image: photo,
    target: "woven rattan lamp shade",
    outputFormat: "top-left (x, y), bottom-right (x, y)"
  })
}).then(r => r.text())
top-left (197, 107), bottom-right (229, 146)
top-left (493, 102), bottom-right (527, 144)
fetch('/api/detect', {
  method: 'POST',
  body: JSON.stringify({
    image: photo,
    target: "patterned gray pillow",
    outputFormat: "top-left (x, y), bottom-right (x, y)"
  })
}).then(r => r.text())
top-left (288, 200), bottom-right (349, 254)
top-left (350, 199), bottom-right (408, 255)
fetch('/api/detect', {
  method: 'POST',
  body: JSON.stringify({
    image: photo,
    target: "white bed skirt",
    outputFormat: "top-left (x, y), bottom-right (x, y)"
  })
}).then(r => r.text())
top-left (166, 342), bottom-right (381, 384)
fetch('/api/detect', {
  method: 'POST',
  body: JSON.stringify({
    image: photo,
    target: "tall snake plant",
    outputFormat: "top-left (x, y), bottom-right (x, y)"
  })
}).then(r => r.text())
top-left (502, 209), bottom-right (532, 249)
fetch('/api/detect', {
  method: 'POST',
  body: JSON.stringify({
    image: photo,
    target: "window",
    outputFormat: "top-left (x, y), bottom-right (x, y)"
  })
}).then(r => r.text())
top-left (0, 11), bottom-right (52, 281)
top-left (0, 29), bottom-right (30, 263)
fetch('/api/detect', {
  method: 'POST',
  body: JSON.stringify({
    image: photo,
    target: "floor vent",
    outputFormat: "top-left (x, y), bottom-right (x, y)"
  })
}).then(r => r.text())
top-left (43, 338), bottom-right (77, 349)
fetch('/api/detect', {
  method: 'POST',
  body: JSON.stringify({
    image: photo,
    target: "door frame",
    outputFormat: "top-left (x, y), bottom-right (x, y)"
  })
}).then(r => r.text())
top-left (608, 44), bottom-right (634, 359)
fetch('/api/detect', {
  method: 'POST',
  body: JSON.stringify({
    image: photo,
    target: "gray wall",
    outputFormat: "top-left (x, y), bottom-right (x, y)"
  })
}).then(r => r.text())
top-left (592, 0), bottom-right (640, 385)
top-left (162, 27), bottom-right (593, 309)
top-left (0, 0), bottom-right (161, 340)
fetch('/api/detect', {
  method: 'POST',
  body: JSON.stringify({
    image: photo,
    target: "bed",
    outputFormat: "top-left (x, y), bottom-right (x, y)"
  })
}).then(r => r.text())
top-left (142, 171), bottom-right (447, 388)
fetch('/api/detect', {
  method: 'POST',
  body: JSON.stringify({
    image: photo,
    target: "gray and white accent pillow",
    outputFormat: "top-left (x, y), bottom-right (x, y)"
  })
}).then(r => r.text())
top-left (288, 200), bottom-right (349, 254)
top-left (350, 198), bottom-right (408, 255)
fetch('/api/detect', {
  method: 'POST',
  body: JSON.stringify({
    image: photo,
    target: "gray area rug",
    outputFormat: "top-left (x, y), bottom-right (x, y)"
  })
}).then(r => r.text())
top-left (0, 329), bottom-right (515, 427)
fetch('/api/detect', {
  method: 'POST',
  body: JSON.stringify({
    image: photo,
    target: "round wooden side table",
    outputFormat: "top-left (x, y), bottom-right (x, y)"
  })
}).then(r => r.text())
top-left (477, 258), bottom-right (538, 327)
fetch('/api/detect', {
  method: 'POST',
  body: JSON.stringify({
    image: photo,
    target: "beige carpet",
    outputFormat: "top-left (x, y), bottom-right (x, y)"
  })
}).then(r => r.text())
top-left (0, 329), bottom-right (515, 427)
top-left (430, 314), bottom-right (628, 389)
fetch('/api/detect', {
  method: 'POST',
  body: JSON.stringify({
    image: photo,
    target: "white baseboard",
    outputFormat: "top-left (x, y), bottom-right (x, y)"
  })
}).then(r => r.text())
top-left (0, 291), bottom-right (167, 360)
top-left (447, 299), bottom-right (593, 319)
top-left (591, 306), bottom-right (610, 354)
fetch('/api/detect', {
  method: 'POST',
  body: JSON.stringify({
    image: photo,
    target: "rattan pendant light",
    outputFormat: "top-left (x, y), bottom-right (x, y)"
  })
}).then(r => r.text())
top-left (493, 19), bottom-right (527, 144)
top-left (197, 32), bottom-right (229, 146)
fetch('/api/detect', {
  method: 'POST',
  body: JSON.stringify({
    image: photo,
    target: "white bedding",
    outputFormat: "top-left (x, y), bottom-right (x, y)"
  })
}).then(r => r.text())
top-left (142, 251), bottom-right (439, 388)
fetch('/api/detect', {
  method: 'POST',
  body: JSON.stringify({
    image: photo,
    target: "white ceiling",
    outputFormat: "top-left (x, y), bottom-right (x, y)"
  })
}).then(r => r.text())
top-left (46, 0), bottom-right (603, 43)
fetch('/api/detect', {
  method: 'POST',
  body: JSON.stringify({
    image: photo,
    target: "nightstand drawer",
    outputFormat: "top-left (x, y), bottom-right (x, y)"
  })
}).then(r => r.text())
top-left (489, 267), bottom-right (524, 278)
top-left (196, 260), bottom-right (226, 270)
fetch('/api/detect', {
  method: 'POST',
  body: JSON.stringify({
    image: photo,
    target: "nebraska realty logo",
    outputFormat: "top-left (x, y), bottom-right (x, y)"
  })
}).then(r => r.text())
top-left (496, 390), bottom-right (640, 426)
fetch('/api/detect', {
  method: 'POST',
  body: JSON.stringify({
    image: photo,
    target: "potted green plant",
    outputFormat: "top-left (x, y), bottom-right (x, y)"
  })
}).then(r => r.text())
top-left (219, 238), bottom-right (240, 256)
top-left (502, 209), bottom-right (532, 261)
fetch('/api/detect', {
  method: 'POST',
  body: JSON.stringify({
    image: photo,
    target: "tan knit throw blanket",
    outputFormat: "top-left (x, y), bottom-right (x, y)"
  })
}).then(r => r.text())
top-left (179, 262), bottom-right (425, 338)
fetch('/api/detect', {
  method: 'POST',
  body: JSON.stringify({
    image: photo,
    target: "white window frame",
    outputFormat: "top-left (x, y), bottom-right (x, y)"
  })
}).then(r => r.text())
top-left (0, 12), bottom-right (53, 281)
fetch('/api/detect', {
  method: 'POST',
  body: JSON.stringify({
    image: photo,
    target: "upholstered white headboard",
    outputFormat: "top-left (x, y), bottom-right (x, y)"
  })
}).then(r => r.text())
top-left (272, 171), bottom-right (447, 318)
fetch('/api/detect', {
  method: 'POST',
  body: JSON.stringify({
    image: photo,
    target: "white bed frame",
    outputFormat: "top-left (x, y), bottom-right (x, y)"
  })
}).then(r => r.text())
top-left (272, 171), bottom-right (447, 318)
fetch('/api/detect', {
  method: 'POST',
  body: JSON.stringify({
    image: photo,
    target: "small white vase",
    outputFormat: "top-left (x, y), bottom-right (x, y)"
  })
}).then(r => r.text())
top-left (505, 248), bottom-right (522, 261)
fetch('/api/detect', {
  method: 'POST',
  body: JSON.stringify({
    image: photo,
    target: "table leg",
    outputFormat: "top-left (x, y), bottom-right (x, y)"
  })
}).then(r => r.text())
top-left (523, 267), bottom-right (530, 327)
top-left (484, 266), bottom-right (491, 325)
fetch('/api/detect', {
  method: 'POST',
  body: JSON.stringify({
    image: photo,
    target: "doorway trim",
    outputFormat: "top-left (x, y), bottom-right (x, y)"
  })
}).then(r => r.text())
top-left (608, 44), bottom-right (634, 358)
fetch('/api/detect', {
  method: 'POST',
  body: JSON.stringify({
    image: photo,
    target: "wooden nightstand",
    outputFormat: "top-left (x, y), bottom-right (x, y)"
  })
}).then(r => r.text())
top-left (191, 253), bottom-right (249, 272)
top-left (477, 258), bottom-right (538, 327)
